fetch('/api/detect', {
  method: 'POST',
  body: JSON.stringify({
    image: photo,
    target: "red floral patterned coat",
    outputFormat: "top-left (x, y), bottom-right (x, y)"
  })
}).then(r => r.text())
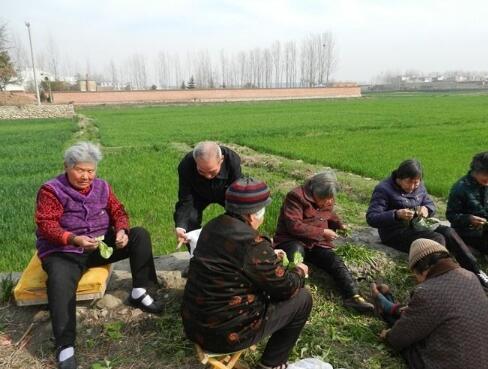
top-left (181, 213), bottom-right (305, 352)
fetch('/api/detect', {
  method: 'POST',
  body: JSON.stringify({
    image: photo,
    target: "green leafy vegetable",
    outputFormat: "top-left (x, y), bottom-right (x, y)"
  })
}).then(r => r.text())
top-left (96, 235), bottom-right (113, 259)
top-left (281, 252), bottom-right (289, 267)
top-left (288, 252), bottom-right (304, 270)
top-left (411, 216), bottom-right (440, 231)
top-left (336, 228), bottom-right (352, 238)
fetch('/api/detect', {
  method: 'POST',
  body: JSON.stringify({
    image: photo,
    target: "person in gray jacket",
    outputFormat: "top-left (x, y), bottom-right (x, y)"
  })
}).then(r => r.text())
top-left (380, 238), bottom-right (488, 369)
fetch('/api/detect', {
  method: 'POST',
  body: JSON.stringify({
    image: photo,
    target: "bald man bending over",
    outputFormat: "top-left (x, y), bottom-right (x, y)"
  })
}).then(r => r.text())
top-left (174, 141), bottom-right (242, 246)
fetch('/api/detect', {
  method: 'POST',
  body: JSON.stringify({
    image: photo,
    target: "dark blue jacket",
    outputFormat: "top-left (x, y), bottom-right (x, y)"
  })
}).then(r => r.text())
top-left (366, 176), bottom-right (436, 242)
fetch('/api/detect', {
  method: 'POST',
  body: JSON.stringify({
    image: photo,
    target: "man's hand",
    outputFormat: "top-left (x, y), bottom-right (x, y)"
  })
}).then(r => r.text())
top-left (470, 215), bottom-right (487, 228)
top-left (175, 227), bottom-right (188, 246)
top-left (73, 235), bottom-right (98, 251)
top-left (323, 229), bottom-right (338, 241)
top-left (396, 208), bottom-right (415, 221)
top-left (115, 229), bottom-right (129, 249)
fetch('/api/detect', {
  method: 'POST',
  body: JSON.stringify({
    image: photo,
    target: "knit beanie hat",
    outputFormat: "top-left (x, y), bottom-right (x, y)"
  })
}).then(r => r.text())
top-left (225, 177), bottom-right (271, 215)
top-left (408, 238), bottom-right (449, 269)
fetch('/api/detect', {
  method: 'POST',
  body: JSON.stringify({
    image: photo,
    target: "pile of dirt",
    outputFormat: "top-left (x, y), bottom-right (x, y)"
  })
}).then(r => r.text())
top-left (0, 92), bottom-right (35, 106)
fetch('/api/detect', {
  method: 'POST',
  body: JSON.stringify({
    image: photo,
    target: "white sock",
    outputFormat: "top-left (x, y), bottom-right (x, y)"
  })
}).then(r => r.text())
top-left (141, 294), bottom-right (154, 306)
top-left (131, 288), bottom-right (154, 306)
top-left (131, 288), bottom-right (146, 299)
top-left (58, 346), bottom-right (74, 362)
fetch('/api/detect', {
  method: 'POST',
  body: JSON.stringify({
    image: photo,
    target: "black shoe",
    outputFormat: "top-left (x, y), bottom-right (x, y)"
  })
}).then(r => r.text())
top-left (58, 355), bottom-right (77, 369)
top-left (56, 348), bottom-right (77, 369)
top-left (128, 292), bottom-right (165, 314)
top-left (343, 294), bottom-right (374, 313)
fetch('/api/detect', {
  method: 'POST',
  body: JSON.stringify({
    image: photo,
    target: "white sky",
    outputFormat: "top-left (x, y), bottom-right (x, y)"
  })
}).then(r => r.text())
top-left (3, 0), bottom-right (488, 83)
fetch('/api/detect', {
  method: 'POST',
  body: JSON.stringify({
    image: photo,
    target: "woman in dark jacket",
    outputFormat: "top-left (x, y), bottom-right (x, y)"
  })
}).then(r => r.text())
top-left (447, 151), bottom-right (488, 255)
top-left (381, 238), bottom-right (488, 369)
top-left (366, 159), bottom-right (488, 287)
top-left (182, 178), bottom-right (311, 369)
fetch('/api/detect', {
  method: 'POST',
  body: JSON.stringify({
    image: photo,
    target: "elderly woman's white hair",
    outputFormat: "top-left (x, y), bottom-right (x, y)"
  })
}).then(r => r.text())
top-left (64, 141), bottom-right (103, 168)
top-left (306, 170), bottom-right (339, 199)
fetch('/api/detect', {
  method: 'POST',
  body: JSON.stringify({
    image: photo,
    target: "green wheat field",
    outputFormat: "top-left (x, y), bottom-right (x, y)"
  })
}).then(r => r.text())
top-left (1, 92), bottom-right (487, 369)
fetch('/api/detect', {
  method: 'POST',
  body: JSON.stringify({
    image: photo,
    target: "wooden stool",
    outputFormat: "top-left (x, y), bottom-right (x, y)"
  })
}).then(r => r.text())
top-left (13, 252), bottom-right (112, 306)
top-left (195, 343), bottom-right (255, 369)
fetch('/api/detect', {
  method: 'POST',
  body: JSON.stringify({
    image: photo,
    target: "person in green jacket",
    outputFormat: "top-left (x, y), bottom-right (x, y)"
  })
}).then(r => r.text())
top-left (447, 151), bottom-right (488, 258)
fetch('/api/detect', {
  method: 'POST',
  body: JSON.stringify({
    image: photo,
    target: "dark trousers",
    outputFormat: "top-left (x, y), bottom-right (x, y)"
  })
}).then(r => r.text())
top-left (383, 225), bottom-right (480, 273)
top-left (184, 201), bottom-right (211, 232)
top-left (41, 227), bottom-right (158, 348)
top-left (250, 288), bottom-right (313, 367)
top-left (456, 231), bottom-right (488, 255)
top-left (278, 240), bottom-right (358, 298)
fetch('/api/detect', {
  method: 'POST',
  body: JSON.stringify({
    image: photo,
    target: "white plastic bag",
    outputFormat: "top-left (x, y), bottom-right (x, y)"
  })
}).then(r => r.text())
top-left (288, 358), bottom-right (333, 369)
top-left (185, 228), bottom-right (202, 257)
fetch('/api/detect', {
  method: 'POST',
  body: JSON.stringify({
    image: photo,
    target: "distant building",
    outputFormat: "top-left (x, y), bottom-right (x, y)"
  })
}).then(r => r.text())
top-left (79, 80), bottom-right (97, 92)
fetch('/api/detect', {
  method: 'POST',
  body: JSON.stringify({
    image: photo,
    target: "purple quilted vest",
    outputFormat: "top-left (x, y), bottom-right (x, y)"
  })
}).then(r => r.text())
top-left (36, 174), bottom-right (110, 258)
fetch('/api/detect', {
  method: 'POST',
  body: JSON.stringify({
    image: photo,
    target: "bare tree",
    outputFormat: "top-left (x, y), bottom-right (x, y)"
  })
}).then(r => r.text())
top-left (109, 59), bottom-right (118, 89)
top-left (283, 40), bottom-right (297, 87)
top-left (130, 54), bottom-right (147, 89)
top-left (321, 32), bottom-right (336, 86)
top-left (47, 34), bottom-right (60, 80)
top-left (194, 49), bottom-right (214, 88)
top-left (0, 23), bottom-right (18, 90)
top-left (237, 51), bottom-right (248, 87)
top-left (0, 23), bottom-right (7, 52)
top-left (220, 49), bottom-right (227, 87)
top-left (10, 32), bottom-right (28, 72)
top-left (156, 51), bottom-right (169, 88)
top-left (263, 48), bottom-right (272, 88)
top-left (271, 41), bottom-right (281, 87)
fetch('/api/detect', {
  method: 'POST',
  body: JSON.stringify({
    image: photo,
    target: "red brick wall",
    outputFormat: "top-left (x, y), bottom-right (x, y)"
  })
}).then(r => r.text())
top-left (12, 86), bottom-right (361, 105)
top-left (15, 87), bottom-right (361, 105)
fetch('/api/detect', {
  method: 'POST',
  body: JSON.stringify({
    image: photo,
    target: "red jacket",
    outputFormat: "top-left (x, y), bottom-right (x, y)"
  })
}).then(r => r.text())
top-left (274, 185), bottom-right (343, 249)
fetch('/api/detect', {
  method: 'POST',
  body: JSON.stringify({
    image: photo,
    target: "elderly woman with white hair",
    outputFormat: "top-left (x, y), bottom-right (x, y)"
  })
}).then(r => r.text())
top-left (35, 142), bottom-right (164, 369)
top-left (274, 171), bottom-right (373, 313)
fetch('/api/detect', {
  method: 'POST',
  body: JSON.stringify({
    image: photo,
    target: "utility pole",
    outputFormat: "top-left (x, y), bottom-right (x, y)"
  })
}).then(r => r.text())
top-left (25, 22), bottom-right (40, 105)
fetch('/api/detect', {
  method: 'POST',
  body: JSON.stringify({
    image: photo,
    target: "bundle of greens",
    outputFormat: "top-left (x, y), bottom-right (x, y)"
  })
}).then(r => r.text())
top-left (281, 251), bottom-right (304, 270)
top-left (411, 216), bottom-right (440, 231)
top-left (95, 236), bottom-right (113, 259)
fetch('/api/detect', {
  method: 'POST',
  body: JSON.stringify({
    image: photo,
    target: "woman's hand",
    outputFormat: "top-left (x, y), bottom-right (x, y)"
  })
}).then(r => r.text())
top-left (115, 229), bottom-right (129, 248)
top-left (379, 329), bottom-right (390, 341)
top-left (470, 215), bottom-right (487, 228)
top-left (274, 249), bottom-right (286, 261)
top-left (323, 229), bottom-right (338, 241)
top-left (296, 262), bottom-right (309, 278)
top-left (419, 206), bottom-right (429, 218)
top-left (395, 208), bottom-right (415, 221)
top-left (73, 235), bottom-right (98, 251)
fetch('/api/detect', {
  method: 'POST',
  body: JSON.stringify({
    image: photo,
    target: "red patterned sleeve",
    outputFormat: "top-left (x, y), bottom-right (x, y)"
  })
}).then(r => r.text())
top-left (107, 185), bottom-right (130, 232)
top-left (35, 185), bottom-right (71, 245)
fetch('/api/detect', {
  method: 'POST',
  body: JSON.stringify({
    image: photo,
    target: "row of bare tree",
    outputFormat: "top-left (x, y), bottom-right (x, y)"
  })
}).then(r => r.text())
top-left (9, 28), bottom-right (337, 90)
